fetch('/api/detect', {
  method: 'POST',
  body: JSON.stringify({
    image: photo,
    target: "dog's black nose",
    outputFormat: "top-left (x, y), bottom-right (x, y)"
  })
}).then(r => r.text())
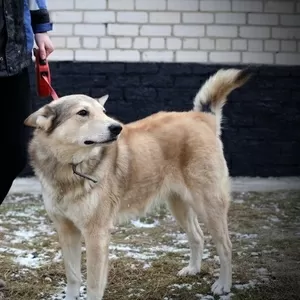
top-left (109, 124), bottom-right (122, 136)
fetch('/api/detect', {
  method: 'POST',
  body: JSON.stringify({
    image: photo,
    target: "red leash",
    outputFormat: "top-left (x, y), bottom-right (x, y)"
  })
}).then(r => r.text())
top-left (34, 49), bottom-right (59, 100)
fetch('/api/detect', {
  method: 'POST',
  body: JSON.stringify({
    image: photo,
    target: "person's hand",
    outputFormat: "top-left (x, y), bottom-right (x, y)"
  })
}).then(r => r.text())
top-left (34, 33), bottom-right (54, 59)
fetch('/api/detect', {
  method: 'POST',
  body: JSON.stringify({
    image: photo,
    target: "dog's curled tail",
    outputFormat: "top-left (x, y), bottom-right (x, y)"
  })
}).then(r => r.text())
top-left (193, 68), bottom-right (251, 136)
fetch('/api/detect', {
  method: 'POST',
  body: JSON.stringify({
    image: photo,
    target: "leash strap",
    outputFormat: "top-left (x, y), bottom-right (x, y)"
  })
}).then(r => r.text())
top-left (41, 74), bottom-right (59, 100)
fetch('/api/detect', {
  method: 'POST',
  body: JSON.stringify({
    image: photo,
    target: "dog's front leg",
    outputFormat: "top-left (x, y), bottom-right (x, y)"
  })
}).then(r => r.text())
top-left (83, 228), bottom-right (110, 300)
top-left (54, 218), bottom-right (82, 300)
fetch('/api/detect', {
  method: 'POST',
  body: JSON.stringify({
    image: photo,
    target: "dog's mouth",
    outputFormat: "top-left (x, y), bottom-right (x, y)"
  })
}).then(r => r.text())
top-left (84, 137), bottom-right (117, 145)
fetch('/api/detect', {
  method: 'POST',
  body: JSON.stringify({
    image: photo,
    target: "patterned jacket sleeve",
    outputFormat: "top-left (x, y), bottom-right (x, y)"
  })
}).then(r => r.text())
top-left (29, 0), bottom-right (53, 33)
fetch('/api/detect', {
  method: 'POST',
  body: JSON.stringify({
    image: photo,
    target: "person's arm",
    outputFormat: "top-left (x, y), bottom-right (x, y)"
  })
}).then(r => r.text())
top-left (29, 0), bottom-right (54, 59)
top-left (29, 0), bottom-right (53, 33)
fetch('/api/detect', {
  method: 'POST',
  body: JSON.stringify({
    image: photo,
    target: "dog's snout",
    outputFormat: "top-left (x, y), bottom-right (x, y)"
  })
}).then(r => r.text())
top-left (109, 124), bottom-right (122, 136)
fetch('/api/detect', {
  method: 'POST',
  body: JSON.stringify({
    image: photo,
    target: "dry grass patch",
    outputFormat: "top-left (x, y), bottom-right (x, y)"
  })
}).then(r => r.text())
top-left (0, 190), bottom-right (299, 299)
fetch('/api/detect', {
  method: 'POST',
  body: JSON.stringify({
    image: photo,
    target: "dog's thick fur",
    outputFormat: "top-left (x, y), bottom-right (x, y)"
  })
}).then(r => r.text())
top-left (25, 69), bottom-right (250, 300)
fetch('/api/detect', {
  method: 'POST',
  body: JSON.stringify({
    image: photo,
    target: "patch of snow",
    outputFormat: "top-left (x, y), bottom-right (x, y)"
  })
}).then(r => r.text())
top-left (256, 267), bottom-right (269, 282)
top-left (4, 194), bottom-right (41, 204)
top-left (53, 251), bottom-right (62, 262)
top-left (273, 204), bottom-right (280, 213)
top-left (0, 247), bottom-right (50, 269)
top-left (149, 244), bottom-right (189, 253)
top-left (47, 282), bottom-right (87, 300)
top-left (233, 233), bottom-right (258, 239)
top-left (214, 255), bottom-right (220, 264)
top-left (170, 283), bottom-right (193, 290)
top-left (269, 216), bottom-right (280, 223)
top-left (195, 295), bottom-right (214, 300)
top-left (143, 262), bottom-right (151, 269)
top-left (131, 219), bottom-right (159, 228)
top-left (0, 247), bottom-right (27, 256)
top-left (220, 293), bottom-right (234, 300)
top-left (109, 244), bottom-right (157, 261)
top-left (9, 228), bottom-right (38, 243)
top-left (262, 249), bottom-right (278, 254)
top-left (8, 177), bottom-right (42, 195)
top-left (232, 198), bottom-right (244, 204)
top-left (5, 211), bottom-right (34, 218)
top-left (234, 280), bottom-right (257, 290)
top-left (184, 248), bottom-right (210, 261)
top-left (164, 232), bottom-right (189, 245)
top-left (124, 249), bottom-right (157, 260)
top-left (4, 207), bottom-right (46, 224)
top-left (5, 223), bottom-right (55, 244)
top-left (14, 252), bottom-right (49, 268)
top-left (109, 243), bottom-right (191, 263)
top-left (128, 288), bottom-right (145, 298)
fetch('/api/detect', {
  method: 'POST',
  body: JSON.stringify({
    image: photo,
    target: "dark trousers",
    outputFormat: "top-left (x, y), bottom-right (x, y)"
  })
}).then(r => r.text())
top-left (0, 67), bottom-right (32, 204)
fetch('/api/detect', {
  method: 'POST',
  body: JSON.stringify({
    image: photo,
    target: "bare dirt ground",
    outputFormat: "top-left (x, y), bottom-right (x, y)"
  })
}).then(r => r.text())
top-left (0, 178), bottom-right (300, 300)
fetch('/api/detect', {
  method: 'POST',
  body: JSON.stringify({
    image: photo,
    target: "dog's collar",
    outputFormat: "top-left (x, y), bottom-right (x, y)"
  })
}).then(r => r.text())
top-left (71, 164), bottom-right (98, 183)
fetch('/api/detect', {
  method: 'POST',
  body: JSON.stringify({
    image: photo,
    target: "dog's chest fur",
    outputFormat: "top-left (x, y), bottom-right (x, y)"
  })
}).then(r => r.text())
top-left (29, 139), bottom-right (108, 217)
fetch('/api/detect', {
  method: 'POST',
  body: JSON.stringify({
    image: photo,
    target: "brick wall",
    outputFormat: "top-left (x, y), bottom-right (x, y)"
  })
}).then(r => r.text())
top-left (20, 1), bottom-right (300, 178)
top-left (21, 61), bottom-right (300, 178)
top-left (47, 0), bottom-right (300, 65)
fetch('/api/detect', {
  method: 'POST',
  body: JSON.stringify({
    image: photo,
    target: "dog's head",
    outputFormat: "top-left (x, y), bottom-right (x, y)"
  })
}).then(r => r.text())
top-left (24, 94), bottom-right (122, 148)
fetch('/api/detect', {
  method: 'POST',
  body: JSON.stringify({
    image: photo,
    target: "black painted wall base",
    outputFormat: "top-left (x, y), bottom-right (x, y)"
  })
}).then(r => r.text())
top-left (21, 62), bottom-right (300, 177)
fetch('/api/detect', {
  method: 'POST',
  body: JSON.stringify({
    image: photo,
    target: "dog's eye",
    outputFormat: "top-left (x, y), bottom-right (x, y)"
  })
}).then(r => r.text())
top-left (77, 110), bottom-right (89, 117)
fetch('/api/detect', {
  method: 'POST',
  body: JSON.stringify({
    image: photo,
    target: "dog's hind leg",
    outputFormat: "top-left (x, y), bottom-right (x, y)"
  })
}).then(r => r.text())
top-left (191, 189), bottom-right (232, 296)
top-left (209, 214), bottom-right (232, 296)
top-left (167, 193), bottom-right (204, 276)
top-left (54, 218), bottom-right (82, 300)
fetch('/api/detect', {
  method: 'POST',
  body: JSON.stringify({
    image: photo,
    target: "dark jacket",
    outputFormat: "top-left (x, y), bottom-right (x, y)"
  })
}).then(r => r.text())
top-left (0, 0), bottom-right (52, 77)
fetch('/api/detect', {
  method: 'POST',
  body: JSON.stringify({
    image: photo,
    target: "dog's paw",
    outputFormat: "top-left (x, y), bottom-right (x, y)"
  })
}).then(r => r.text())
top-left (211, 279), bottom-right (231, 295)
top-left (177, 266), bottom-right (200, 276)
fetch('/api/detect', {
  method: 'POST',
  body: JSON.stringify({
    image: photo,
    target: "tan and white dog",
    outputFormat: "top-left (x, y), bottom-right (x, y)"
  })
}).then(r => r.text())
top-left (24, 68), bottom-right (250, 300)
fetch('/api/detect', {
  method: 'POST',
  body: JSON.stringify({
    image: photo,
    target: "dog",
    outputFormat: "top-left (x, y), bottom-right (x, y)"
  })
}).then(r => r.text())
top-left (24, 68), bottom-right (250, 300)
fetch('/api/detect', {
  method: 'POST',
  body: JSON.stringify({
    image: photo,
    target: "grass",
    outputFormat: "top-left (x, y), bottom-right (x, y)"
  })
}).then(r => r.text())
top-left (0, 190), bottom-right (300, 300)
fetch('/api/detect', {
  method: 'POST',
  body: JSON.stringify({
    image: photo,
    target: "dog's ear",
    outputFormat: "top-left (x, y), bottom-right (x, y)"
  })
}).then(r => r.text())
top-left (97, 94), bottom-right (109, 107)
top-left (24, 105), bottom-right (56, 130)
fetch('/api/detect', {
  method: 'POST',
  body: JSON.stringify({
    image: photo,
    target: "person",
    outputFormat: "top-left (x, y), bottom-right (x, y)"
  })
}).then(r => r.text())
top-left (0, 0), bottom-right (54, 288)
top-left (0, 0), bottom-right (54, 203)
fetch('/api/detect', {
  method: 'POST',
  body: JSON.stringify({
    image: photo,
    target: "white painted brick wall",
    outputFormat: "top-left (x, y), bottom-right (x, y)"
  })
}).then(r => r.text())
top-left (182, 12), bottom-right (214, 24)
top-left (207, 25), bottom-right (238, 37)
top-left (215, 13), bottom-right (246, 24)
top-left (174, 25), bottom-right (205, 37)
top-left (75, 0), bottom-right (106, 10)
top-left (109, 49), bottom-right (140, 61)
top-left (47, 0), bottom-right (300, 65)
top-left (140, 25), bottom-right (171, 36)
top-left (240, 26), bottom-right (271, 39)
top-left (118, 12), bottom-right (148, 23)
top-left (232, 1), bottom-right (263, 12)
top-left (143, 51), bottom-right (173, 61)
top-left (248, 13), bottom-right (279, 26)
top-left (100, 37), bottom-right (116, 49)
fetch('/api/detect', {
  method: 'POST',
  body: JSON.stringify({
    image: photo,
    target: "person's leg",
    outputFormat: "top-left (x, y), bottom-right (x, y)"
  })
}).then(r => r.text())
top-left (0, 68), bottom-right (32, 204)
